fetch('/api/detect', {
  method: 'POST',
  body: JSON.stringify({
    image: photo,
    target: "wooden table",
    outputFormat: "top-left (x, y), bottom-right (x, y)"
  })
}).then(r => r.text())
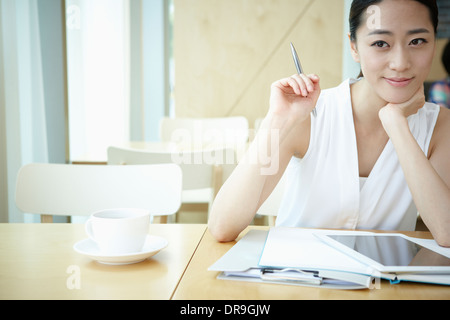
top-left (0, 223), bottom-right (206, 300)
top-left (1, 223), bottom-right (449, 300)
top-left (173, 227), bottom-right (450, 300)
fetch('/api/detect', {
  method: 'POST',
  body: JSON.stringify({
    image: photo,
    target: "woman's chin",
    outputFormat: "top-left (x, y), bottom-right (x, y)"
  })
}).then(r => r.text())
top-left (378, 90), bottom-right (417, 105)
top-left (384, 97), bottom-right (408, 104)
top-left (378, 81), bottom-right (423, 105)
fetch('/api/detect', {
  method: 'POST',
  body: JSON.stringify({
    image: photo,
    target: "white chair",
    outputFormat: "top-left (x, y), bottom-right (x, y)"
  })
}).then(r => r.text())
top-left (15, 163), bottom-right (182, 223)
top-left (107, 146), bottom-right (236, 220)
top-left (159, 116), bottom-right (249, 148)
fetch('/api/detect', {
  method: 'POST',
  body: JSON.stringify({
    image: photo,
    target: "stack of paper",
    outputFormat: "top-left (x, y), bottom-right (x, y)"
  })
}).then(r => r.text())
top-left (209, 227), bottom-right (450, 289)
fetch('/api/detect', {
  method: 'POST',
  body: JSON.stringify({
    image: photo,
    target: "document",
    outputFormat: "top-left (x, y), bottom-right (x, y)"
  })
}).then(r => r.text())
top-left (258, 228), bottom-right (374, 274)
top-left (209, 228), bottom-right (376, 289)
top-left (209, 227), bottom-right (450, 289)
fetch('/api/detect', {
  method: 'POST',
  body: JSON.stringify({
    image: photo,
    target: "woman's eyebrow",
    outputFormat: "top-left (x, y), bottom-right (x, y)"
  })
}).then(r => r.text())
top-left (367, 28), bottom-right (430, 36)
top-left (367, 29), bottom-right (393, 36)
top-left (406, 28), bottom-right (430, 35)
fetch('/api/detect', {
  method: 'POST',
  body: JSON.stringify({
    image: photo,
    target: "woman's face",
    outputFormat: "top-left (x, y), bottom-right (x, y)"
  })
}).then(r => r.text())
top-left (351, 0), bottom-right (436, 104)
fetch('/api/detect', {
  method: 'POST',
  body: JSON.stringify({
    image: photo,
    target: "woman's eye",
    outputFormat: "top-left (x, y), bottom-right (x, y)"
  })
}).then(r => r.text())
top-left (371, 41), bottom-right (389, 48)
top-left (410, 38), bottom-right (427, 46)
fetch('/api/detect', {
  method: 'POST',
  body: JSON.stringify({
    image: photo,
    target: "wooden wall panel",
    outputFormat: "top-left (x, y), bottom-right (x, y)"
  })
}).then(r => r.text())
top-left (174, 0), bottom-right (344, 126)
top-left (427, 38), bottom-right (448, 82)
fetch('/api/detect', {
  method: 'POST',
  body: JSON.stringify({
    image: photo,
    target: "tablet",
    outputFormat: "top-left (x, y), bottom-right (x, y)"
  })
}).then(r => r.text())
top-left (317, 233), bottom-right (450, 273)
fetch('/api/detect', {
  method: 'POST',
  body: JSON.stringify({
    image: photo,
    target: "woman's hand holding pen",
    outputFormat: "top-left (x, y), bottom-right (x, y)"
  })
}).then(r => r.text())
top-left (269, 74), bottom-right (321, 123)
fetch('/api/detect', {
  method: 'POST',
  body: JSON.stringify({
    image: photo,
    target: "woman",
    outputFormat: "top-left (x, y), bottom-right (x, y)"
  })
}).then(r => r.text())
top-left (208, 0), bottom-right (450, 246)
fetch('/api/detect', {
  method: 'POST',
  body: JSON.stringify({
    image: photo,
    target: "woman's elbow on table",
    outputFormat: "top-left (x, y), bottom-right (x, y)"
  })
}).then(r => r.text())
top-left (427, 215), bottom-right (450, 248)
top-left (208, 219), bottom-right (239, 243)
top-left (209, 228), bottom-right (236, 243)
top-left (434, 233), bottom-right (450, 248)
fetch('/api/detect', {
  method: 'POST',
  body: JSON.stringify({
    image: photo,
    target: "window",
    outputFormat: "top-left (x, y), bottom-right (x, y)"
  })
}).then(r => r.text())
top-left (66, 0), bottom-right (130, 162)
top-left (65, 0), bottom-right (172, 162)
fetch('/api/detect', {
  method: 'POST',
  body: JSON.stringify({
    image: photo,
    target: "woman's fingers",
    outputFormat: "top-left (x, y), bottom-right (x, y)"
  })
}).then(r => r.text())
top-left (272, 74), bottom-right (320, 99)
top-left (308, 74), bottom-right (320, 83)
top-left (295, 74), bottom-right (309, 97)
top-left (278, 74), bottom-right (318, 97)
top-left (286, 76), bottom-right (302, 95)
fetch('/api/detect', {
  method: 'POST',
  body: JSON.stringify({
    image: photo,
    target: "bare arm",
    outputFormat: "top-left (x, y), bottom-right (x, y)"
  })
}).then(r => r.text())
top-left (379, 90), bottom-right (450, 247)
top-left (208, 74), bottom-right (321, 242)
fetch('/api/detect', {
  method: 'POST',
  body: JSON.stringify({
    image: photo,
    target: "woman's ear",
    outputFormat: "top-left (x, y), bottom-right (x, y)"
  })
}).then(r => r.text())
top-left (349, 34), bottom-right (360, 63)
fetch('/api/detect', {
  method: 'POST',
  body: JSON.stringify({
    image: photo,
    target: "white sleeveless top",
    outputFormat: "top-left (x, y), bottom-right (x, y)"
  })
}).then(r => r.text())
top-left (276, 79), bottom-right (440, 231)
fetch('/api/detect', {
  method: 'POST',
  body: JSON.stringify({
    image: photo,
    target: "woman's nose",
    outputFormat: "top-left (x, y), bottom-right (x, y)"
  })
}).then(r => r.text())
top-left (389, 46), bottom-right (411, 72)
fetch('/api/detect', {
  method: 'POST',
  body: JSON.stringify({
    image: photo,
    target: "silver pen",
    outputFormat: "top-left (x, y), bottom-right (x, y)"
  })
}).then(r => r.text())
top-left (290, 42), bottom-right (317, 117)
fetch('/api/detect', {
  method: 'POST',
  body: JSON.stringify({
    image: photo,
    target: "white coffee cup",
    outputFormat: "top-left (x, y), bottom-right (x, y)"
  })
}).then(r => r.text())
top-left (85, 208), bottom-right (151, 255)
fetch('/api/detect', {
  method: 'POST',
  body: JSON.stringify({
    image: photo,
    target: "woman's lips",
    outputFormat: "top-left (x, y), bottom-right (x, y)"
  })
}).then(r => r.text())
top-left (384, 77), bottom-right (414, 88)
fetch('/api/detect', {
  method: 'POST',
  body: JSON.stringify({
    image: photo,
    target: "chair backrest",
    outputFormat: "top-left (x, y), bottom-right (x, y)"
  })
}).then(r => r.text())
top-left (159, 116), bottom-right (249, 147)
top-left (15, 163), bottom-right (182, 221)
top-left (107, 146), bottom-right (235, 192)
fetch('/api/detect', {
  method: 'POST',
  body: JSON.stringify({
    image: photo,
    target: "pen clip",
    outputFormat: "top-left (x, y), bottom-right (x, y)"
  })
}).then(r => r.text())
top-left (260, 268), bottom-right (322, 285)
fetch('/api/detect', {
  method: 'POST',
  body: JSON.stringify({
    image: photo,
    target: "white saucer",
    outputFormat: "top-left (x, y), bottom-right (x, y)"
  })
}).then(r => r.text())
top-left (73, 235), bottom-right (168, 265)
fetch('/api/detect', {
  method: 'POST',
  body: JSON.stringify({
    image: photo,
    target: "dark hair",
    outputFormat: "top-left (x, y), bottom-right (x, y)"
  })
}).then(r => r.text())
top-left (349, 0), bottom-right (439, 77)
top-left (443, 40), bottom-right (450, 75)
top-left (350, 0), bottom-right (439, 41)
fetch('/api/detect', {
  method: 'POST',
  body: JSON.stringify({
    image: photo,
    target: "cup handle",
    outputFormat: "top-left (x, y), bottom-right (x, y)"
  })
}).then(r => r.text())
top-left (85, 218), bottom-right (95, 241)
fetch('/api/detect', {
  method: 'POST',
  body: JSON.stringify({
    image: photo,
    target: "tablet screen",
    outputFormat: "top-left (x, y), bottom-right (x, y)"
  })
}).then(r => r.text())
top-left (327, 235), bottom-right (450, 267)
